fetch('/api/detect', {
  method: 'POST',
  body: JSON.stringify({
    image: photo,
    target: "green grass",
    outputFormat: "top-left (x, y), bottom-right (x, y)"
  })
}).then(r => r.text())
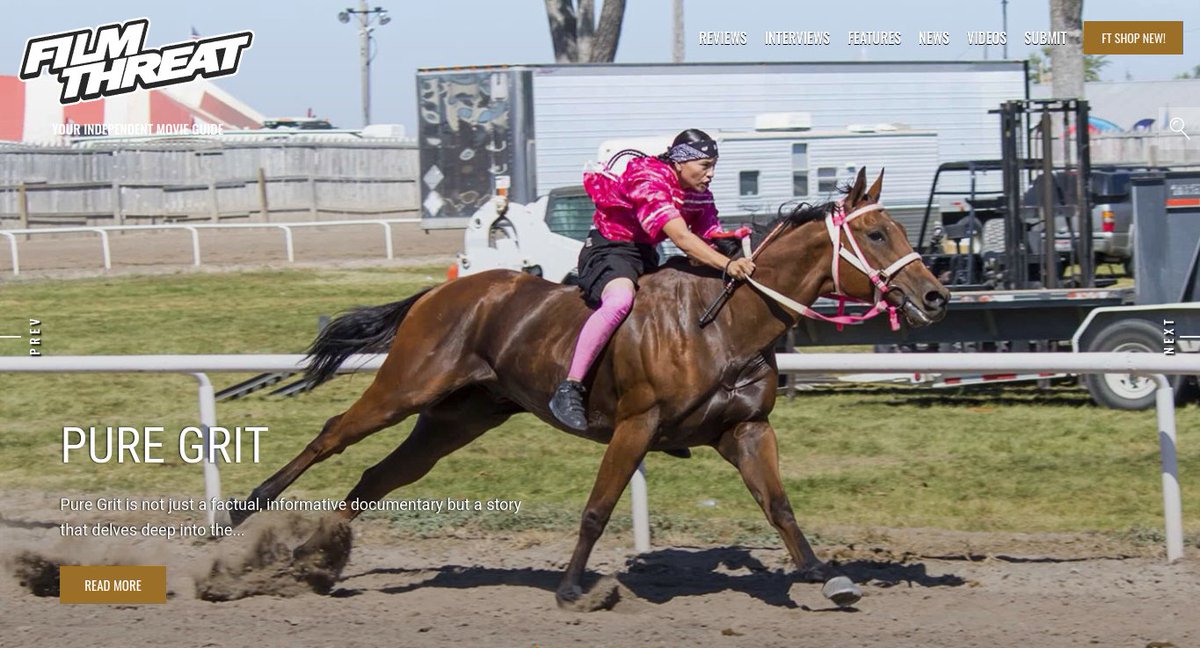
top-left (1, 267), bottom-right (1197, 545)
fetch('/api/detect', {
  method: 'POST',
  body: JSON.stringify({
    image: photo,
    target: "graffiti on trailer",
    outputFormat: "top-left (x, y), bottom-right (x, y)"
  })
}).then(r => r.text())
top-left (419, 72), bottom-right (512, 220)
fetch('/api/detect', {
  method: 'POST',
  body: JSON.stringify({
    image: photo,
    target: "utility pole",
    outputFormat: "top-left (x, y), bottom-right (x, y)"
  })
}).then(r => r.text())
top-left (673, 0), bottom-right (684, 63)
top-left (1002, 0), bottom-right (1009, 58)
top-left (338, 3), bottom-right (391, 128)
top-left (359, 0), bottom-right (370, 127)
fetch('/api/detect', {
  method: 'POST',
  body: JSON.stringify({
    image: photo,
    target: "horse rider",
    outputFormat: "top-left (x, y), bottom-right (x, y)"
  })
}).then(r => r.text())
top-left (548, 128), bottom-right (757, 433)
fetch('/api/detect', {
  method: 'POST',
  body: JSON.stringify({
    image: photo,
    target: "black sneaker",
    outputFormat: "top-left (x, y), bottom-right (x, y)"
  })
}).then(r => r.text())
top-left (549, 380), bottom-right (588, 431)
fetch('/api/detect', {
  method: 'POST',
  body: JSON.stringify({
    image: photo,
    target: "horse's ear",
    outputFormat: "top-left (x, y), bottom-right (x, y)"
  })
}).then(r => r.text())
top-left (846, 167), bottom-right (868, 205)
top-left (864, 168), bottom-right (885, 203)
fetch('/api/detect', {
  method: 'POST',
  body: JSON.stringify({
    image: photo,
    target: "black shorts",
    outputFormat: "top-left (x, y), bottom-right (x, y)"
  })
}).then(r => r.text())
top-left (574, 230), bottom-right (660, 307)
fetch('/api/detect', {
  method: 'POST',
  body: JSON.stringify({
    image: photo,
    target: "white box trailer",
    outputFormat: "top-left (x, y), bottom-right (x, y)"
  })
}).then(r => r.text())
top-left (416, 61), bottom-right (1028, 230)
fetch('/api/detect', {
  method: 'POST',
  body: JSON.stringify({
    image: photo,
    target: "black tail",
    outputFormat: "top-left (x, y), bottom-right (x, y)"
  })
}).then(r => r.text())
top-left (304, 288), bottom-right (433, 387)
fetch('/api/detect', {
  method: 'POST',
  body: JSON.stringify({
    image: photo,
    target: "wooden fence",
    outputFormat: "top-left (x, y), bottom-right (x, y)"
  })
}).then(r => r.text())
top-left (0, 139), bottom-right (421, 227)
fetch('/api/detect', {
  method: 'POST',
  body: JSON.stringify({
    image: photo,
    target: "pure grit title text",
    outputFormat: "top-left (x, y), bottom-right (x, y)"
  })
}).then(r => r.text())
top-left (62, 426), bottom-right (265, 464)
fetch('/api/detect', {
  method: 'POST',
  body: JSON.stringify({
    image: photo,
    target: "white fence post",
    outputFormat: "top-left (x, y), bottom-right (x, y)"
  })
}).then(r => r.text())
top-left (381, 221), bottom-right (394, 260)
top-left (185, 226), bottom-right (201, 266)
top-left (630, 462), bottom-right (651, 553)
top-left (191, 372), bottom-right (225, 527)
top-left (0, 232), bottom-right (17, 275)
top-left (278, 225), bottom-right (295, 262)
top-left (92, 228), bottom-right (111, 270)
top-left (1152, 374), bottom-right (1185, 562)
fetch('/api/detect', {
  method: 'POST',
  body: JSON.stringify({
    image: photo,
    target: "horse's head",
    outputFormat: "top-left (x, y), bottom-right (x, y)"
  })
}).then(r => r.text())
top-left (822, 167), bottom-right (949, 327)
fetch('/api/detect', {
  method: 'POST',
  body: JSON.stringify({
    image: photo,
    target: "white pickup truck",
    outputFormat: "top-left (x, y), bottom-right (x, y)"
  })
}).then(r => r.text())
top-left (454, 186), bottom-right (592, 283)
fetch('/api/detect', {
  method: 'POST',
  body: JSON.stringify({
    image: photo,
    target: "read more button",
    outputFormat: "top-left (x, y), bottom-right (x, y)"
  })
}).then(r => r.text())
top-left (1083, 21), bottom-right (1183, 55)
top-left (59, 565), bottom-right (166, 604)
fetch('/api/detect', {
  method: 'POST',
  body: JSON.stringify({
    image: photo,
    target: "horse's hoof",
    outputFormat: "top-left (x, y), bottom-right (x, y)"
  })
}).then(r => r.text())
top-left (822, 576), bottom-right (861, 607)
top-left (555, 584), bottom-right (583, 608)
top-left (796, 565), bottom-right (826, 583)
top-left (555, 578), bottom-right (622, 612)
top-left (228, 501), bottom-right (252, 528)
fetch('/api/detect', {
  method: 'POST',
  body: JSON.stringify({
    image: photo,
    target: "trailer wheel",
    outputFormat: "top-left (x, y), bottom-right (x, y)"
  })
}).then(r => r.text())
top-left (1082, 320), bottom-right (1183, 410)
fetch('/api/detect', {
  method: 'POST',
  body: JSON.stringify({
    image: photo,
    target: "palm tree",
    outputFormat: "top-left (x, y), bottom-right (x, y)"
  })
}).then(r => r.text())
top-left (1049, 0), bottom-right (1085, 97)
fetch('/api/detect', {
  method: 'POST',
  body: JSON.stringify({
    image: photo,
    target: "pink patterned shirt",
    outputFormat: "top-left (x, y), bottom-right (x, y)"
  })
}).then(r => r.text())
top-left (584, 156), bottom-right (722, 246)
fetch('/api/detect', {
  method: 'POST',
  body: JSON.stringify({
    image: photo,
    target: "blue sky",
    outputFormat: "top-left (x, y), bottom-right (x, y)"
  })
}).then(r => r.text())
top-left (5, 1), bottom-right (1197, 131)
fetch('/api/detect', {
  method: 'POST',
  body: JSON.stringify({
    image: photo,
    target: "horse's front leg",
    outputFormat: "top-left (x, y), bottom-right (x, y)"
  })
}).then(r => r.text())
top-left (715, 420), bottom-right (862, 607)
top-left (557, 412), bottom-right (655, 608)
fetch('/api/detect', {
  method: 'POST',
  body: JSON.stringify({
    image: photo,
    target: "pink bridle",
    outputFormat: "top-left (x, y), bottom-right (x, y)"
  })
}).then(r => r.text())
top-left (745, 201), bottom-right (923, 331)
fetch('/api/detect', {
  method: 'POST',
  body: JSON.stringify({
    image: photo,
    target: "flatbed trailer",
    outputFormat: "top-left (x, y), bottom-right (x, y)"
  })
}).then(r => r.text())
top-left (784, 169), bottom-right (1200, 410)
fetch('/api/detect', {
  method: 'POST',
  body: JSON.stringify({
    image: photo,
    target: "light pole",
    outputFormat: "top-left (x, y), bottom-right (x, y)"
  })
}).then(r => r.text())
top-left (338, 2), bottom-right (390, 128)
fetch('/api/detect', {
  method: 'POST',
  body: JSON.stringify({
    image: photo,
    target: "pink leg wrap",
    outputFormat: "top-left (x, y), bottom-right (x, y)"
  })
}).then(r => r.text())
top-left (566, 285), bottom-right (635, 381)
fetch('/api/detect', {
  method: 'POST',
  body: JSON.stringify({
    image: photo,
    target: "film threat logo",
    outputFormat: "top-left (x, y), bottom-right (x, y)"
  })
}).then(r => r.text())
top-left (20, 18), bottom-right (252, 105)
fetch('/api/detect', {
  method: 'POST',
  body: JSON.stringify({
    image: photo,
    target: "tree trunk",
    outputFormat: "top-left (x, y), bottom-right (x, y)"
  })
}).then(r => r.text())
top-left (589, 0), bottom-right (625, 62)
top-left (545, 0), bottom-right (625, 63)
top-left (545, 0), bottom-right (578, 63)
top-left (1050, 0), bottom-right (1085, 98)
top-left (577, 0), bottom-right (595, 62)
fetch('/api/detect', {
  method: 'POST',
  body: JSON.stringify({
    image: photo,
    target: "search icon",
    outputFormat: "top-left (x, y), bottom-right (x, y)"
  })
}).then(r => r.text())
top-left (1170, 117), bottom-right (1191, 141)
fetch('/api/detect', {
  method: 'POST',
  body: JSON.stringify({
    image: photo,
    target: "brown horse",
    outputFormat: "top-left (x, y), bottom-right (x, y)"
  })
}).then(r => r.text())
top-left (233, 168), bottom-right (949, 608)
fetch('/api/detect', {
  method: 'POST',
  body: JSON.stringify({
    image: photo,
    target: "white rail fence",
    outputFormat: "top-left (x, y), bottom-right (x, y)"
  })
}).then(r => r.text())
top-left (0, 352), bottom-right (1193, 561)
top-left (0, 218), bottom-right (422, 275)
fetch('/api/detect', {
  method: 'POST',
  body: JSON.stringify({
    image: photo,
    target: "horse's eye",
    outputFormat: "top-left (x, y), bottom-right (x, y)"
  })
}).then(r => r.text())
top-left (868, 230), bottom-right (886, 242)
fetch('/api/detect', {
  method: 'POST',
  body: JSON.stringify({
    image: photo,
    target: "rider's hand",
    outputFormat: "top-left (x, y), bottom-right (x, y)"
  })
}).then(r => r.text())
top-left (726, 257), bottom-right (756, 281)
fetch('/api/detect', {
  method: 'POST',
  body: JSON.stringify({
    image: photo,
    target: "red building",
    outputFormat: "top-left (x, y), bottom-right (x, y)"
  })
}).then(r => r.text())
top-left (0, 74), bottom-right (263, 142)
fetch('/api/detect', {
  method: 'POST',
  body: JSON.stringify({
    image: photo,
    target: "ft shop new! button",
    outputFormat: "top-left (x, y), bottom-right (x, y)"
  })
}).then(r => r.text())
top-left (1084, 21), bottom-right (1183, 55)
top-left (59, 565), bottom-right (167, 604)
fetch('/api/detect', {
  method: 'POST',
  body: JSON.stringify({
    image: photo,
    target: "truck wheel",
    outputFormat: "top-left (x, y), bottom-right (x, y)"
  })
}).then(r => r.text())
top-left (1082, 320), bottom-right (1182, 410)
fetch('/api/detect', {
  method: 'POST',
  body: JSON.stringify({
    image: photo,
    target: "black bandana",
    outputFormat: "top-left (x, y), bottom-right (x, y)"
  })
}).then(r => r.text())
top-left (666, 139), bottom-right (718, 162)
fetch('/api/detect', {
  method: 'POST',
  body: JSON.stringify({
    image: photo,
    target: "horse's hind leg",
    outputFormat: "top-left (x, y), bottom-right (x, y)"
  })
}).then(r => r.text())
top-left (235, 372), bottom-right (469, 525)
top-left (337, 390), bottom-right (514, 521)
top-left (715, 420), bottom-right (862, 607)
top-left (292, 388), bottom-right (514, 556)
top-left (557, 413), bottom-right (655, 608)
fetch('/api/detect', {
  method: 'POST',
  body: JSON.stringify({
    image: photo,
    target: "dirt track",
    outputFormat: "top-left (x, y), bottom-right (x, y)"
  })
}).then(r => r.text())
top-left (3, 491), bottom-right (1198, 648)
top-left (4, 228), bottom-right (1199, 646)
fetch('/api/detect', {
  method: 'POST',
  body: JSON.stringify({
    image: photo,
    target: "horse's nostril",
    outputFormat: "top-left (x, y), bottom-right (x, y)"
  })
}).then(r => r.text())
top-left (925, 290), bottom-right (948, 309)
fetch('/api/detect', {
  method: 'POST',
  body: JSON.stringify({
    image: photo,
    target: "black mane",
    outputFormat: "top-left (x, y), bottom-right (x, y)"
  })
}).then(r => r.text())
top-left (757, 199), bottom-right (837, 236)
